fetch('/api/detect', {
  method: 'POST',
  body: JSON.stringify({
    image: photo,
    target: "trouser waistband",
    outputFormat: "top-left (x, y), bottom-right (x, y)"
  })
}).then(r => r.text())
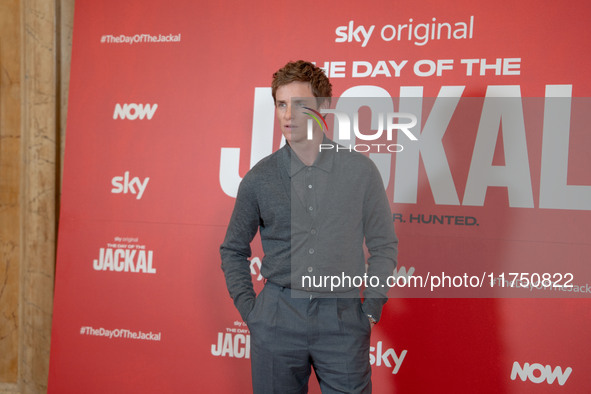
top-left (264, 280), bottom-right (361, 299)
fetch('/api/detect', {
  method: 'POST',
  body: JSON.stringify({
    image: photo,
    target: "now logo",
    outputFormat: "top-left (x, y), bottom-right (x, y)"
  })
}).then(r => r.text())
top-left (392, 265), bottom-right (415, 278)
top-left (113, 103), bottom-right (158, 120)
top-left (390, 265), bottom-right (416, 286)
top-left (511, 361), bottom-right (572, 386)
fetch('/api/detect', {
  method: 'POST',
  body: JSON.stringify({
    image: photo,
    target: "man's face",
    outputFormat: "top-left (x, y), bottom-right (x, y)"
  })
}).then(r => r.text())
top-left (275, 81), bottom-right (320, 144)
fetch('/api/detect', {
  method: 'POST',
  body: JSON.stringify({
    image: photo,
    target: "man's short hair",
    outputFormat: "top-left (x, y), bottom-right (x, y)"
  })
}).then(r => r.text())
top-left (272, 60), bottom-right (332, 106)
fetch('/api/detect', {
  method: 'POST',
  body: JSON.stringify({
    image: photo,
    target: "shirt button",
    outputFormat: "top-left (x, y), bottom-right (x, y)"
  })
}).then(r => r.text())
top-left (308, 206), bottom-right (313, 211)
top-left (308, 248), bottom-right (315, 254)
top-left (310, 229), bottom-right (317, 235)
top-left (308, 184), bottom-right (313, 189)
top-left (307, 167), bottom-right (312, 172)
top-left (307, 266), bottom-right (313, 272)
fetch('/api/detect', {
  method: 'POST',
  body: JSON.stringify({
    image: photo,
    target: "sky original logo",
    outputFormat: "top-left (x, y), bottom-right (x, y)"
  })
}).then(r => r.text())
top-left (113, 103), bottom-right (158, 120)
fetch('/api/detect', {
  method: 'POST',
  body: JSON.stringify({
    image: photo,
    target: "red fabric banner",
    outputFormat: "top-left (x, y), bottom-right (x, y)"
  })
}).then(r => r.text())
top-left (50, 0), bottom-right (591, 392)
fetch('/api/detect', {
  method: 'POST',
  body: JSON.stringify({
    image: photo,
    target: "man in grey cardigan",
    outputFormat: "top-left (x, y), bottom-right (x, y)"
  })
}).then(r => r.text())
top-left (220, 60), bottom-right (398, 393)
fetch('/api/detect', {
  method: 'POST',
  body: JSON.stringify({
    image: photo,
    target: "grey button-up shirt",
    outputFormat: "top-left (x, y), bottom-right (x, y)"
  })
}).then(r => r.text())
top-left (221, 136), bottom-right (398, 321)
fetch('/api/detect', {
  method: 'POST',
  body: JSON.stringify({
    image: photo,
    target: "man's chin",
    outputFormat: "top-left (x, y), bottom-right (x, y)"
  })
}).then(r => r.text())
top-left (282, 130), bottom-right (298, 141)
top-left (283, 128), bottom-right (311, 145)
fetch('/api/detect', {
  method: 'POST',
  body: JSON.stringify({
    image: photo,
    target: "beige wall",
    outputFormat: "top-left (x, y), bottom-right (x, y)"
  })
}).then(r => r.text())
top-left (0, 0), bottom-right (73, 392)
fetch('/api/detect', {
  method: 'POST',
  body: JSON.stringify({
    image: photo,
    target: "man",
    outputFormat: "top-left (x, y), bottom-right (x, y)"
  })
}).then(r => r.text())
top-left (220, 60), bottom-right (397, 393)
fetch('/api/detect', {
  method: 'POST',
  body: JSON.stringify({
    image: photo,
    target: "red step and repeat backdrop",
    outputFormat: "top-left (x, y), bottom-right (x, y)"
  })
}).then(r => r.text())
top-left (49, 0), bottom-right (591, 392)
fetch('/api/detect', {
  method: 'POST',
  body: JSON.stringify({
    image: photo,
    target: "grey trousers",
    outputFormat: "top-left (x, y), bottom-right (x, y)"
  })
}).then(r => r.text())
top-left (246, 282), bottom-right (372, 394)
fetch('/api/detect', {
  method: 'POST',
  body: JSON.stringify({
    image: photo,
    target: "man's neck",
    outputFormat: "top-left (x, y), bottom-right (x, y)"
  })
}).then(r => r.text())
top-left (289, 132), bottom-right (324, 166)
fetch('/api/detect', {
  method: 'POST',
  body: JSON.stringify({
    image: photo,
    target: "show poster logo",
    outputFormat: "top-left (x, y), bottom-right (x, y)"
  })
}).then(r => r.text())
top-left (220, 85), bottom-right (591, 212)
top-left (211, 321), bottom-right (251, 359)
top-left (334, 16), bottom-right (475, 47)
top-left (92, 236), bottom-right (156, 274)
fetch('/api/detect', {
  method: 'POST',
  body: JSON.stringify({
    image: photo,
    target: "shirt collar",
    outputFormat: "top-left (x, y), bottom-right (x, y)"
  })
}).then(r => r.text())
top-left (282, 135), bottom-right (335, 177)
